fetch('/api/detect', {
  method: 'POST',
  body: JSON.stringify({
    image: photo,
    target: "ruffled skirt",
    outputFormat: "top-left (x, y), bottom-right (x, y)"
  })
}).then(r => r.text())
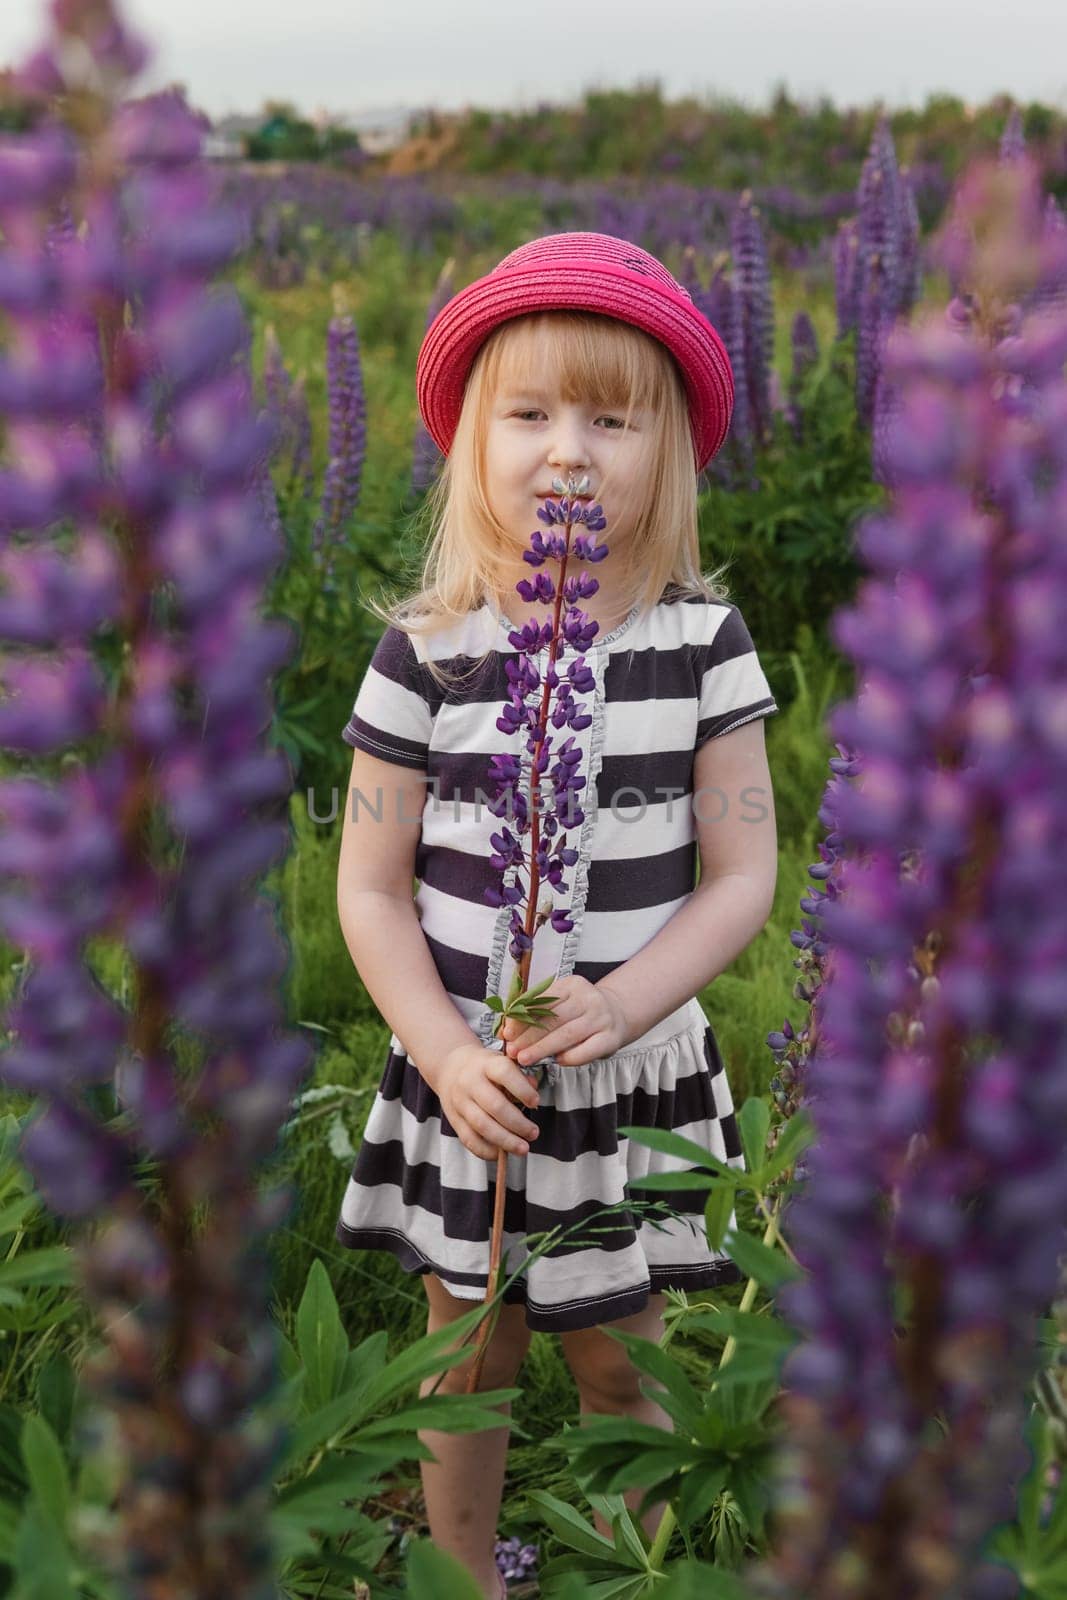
top-left (334, 997), bottom-right (745, 1332)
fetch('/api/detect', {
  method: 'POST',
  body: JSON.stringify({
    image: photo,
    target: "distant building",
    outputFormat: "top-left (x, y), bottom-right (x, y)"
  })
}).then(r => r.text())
top-left (342, 105), bottom-right (416, 155)
top-left (204, 113), bottom-right (261, 160)
top-left (203, 105), bottom-right (417, 161)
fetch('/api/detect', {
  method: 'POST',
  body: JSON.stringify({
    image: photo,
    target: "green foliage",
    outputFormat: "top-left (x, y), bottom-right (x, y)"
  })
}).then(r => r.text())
top-left (430, 85), bottom-right (1067, 217)
top-left (701, 332), bottom-right (881, 699)
top-left (245, 103), bottom-right (359, 165)
top-left (989, 1408), bottom-right (1067, 1598)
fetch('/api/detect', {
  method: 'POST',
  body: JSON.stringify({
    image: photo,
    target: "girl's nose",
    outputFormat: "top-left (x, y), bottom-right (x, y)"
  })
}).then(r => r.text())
top-left (547, 418), bottom-right (590, 473)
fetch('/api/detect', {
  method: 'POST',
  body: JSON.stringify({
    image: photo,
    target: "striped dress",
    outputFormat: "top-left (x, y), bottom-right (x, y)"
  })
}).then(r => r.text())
top-left (335, 591), bottom-right (779, 1332)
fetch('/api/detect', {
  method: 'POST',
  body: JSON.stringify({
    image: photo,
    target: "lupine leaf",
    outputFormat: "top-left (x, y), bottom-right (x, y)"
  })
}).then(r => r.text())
top-left (405, 1536), bottom-right (483, 1599)
top-left (621, 1125), bottom-right (748, 1184)
top-left (737, 1097), bottom-right (771, 1174)
top-left (600, 1328), bottom-right (707, 1426)
top-left (705, 1180), bottom-right (736, 1247)
top-left (524, 1488), bottom-right (617, 1558)
top-left (295, 1256), bottom-right (350, 1411)
top-left (722, 1226), bottom-right (804, 1288)
top-left (676, 1461), bottom-right (730, 1528)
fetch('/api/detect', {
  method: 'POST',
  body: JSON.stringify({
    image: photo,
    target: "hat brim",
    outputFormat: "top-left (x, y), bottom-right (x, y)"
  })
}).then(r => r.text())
top-left (415, 258), bottom-right (734, 473)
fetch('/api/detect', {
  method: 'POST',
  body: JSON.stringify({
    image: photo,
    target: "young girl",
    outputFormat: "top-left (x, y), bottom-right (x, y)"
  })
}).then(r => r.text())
top-left (334, 232), bottom-right (779, 1597)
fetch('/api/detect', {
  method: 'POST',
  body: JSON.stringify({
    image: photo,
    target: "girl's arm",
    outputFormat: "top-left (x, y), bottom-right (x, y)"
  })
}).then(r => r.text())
top-left (596, 719), bottom-right (778, 1044)
top-left (336, 748), bottom-right (484, 1092)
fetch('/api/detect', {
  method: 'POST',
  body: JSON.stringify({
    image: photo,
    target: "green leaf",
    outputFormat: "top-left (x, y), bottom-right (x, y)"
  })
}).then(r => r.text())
top-left (613, 1501), bottom-right (652, 1570)
top-left (485, 994), bottom-right (504, 1012)
top-left (576, 1438), bottom-right (696, 1496)
top-left (273, 1456), bottom-right (386, 1550)
top-left (699, 1348), bottom-right (787, 1392)
top-left (729, 1459), bottom-right (772, 1543)
top-left (356, 1392), bottom-right (526, 1441)
top-left (524, 1487), bottom-right (617, 1559)
top-left (722, 1226), bottom-right (803, 1289)
top-left (760, 1109), bottom-right (816, 1182)
top-left (1014, 1405), bottom-right (1049, 1548)
top-left (278, 1318), bottom-right (511, 1473)
top-left (10, 1498), bottom-right (76, 1600)
top-left (344, 1298), bottom-right (489, 1416)
top-left (405, 1535), bottom-right (484, 1599)
top-left (601, 1329), bottom-right (707, 1430)
top-left (295, 1257), bottom-right (351, 1412)
top-left (705, 1181), bottom-right (736, 1249)
top-left (676, 1461), bottom-right (729, 1529)
top-left (620, 1125), bottom-right (748, 1185)
top-left (520, 976), bottom-right (557, 1001)
top-left (0, 1247), bottom-right (76, 1290)
top-left (737, 1098), bottom-right (771, 1176)
top-left (694, 1308), bottom-right (797, 1350)
top-left (649, 1555), bottom-right (757, 1598)
top-left (20, 1414), bottom-right (68, 1536)
top-left (36, 1355), bottom-right (74, 1452)
top-left (629, 1170), bottom-right (728, 1192)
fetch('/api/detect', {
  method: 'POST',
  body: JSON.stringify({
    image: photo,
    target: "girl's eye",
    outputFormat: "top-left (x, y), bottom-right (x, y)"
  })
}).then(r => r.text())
top-left (513, 410), bottom-right (625, 429)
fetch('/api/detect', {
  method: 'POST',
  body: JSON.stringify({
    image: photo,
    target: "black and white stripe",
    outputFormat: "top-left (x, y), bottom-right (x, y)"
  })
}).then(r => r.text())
top-left (337, 595), bottom-right (777, 1330)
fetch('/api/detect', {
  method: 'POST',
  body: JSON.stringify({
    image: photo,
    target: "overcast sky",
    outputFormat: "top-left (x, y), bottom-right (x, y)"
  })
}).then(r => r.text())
top-left (2, 0), bottom-right (1065, 121)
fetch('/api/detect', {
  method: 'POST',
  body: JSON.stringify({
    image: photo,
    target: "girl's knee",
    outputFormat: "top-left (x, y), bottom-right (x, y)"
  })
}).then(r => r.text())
top-left (559, 1293), bottom-right (667, 1400)
top-left (420, 1273), bottom-right (532, 1387)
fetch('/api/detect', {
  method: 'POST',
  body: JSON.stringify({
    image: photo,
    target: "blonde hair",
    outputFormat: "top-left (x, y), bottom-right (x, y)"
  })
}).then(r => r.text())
top-left (363, 308), bottom-right (731, 691)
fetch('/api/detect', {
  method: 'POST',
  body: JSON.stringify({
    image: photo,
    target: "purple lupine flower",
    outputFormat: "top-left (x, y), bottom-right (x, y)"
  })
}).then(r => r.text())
top-left (411, 255), bottom-right (455, 495)
top-left (855, 249), bottom-right (893, 432)
top-left (482, 477), bottom-right (609, 971)
top-left (999, 106), bottom-right (1026, 164)
top-left (495, 1535), bottom-right (540, 1587)
top-left (1028, 194), bottom-right (1067, 320)
top-left (752, 152), bottom-right (1067, 1600)
top-left (710, 263), bottom-right (757, 490)
top-left (262, 323), bottom-right (294, 455)
top-left (896, 167), bottom-right (924, 313)
top-left (312, 286), bottom-right (367, 591)
top-left (870, 322), bottom-right (908, 489)
top-left (790, 310), bottom-right (819, 389)
top-left (287, 371), bottom-right (314, 501)
top-left (833, 217), bottom-right (861, 339)
top-left (465, 471), bottom-right (613, 1396)
top-left (856, 116), bottom-right (902, 312)
top-left (259, 326), bottom-right (314, 503)
top-left (730, 188), bottom-right (775, 448)
top-left (0, 4), bottom-right (311, 1592)
top-left (785, 309), bottom-right (820, 442)
top-left (851, 116), bottom-right (924, 428)
top-left (765, 744), bottom-right (858, 1169)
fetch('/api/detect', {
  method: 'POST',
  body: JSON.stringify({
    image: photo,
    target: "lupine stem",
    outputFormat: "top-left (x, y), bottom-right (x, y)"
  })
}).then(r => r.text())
top-left (465, 475), bottom-right (602, 1394)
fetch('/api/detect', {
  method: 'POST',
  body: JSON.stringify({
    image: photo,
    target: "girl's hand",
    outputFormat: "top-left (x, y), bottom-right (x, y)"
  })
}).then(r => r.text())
top-left (436, 1043), bottom-right (542, 1162)
top-left (500, 975), bottom-right (630, 1068)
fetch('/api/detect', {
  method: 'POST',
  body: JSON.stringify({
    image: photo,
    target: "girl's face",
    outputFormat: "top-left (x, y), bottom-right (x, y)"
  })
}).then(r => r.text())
top-left (482, 339), bottom-right (651, 565)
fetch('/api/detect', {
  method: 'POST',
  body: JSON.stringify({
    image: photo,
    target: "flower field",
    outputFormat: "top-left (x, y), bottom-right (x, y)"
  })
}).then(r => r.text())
top-left (1, 2), bottom-right (1067, 1596)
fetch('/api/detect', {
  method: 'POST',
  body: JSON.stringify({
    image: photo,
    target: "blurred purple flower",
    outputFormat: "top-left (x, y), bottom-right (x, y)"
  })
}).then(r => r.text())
top-left (756, 153), bottom-right (1067, 1599)
top-left (0, 2), bottom-right (311, 1590)
top-left (730, 187), bottom-right (775, 449)
top-left (312, 285), bottom-right (367, 591)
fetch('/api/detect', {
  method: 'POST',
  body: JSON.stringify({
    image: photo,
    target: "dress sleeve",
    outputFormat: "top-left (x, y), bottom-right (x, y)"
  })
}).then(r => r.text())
top-left (694, 603), bottom-right (779, 747)
top-left (342, 625), bottom-right (437, 769)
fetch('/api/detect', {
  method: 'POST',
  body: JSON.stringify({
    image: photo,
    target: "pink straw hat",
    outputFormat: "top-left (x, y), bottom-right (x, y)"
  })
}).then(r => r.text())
top-left (415, 231), bottom-right (734, 473)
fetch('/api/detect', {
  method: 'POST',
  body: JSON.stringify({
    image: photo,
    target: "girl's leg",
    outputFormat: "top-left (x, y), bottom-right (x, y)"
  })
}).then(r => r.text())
top-left (559, 1292), bottom-right (674, 1544)
top-left (416, 1272), bottom-right (532, 1599)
